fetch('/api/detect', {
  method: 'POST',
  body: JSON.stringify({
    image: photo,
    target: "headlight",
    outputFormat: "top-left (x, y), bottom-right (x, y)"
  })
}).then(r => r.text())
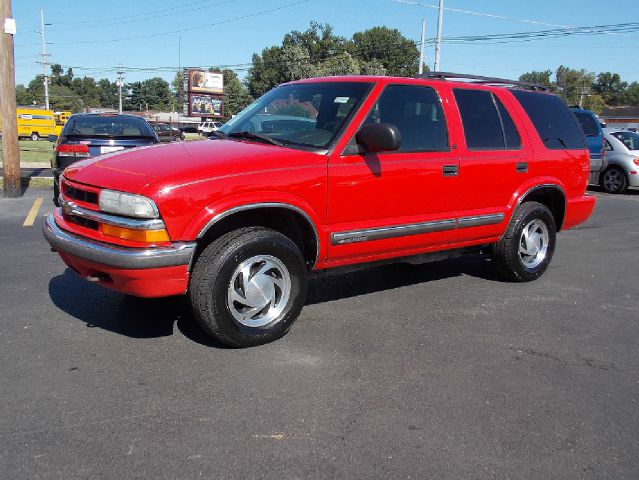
top-left (99, 189), bottom-right (159, 219)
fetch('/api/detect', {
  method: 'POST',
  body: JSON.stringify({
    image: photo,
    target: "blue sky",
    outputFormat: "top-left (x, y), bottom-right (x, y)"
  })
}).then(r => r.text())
top-left (11, 0), bottom-right (639, 87)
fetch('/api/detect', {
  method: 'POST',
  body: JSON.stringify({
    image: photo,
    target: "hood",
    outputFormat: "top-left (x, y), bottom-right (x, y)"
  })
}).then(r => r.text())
top-left (63, 139), bottom-right (322, 195)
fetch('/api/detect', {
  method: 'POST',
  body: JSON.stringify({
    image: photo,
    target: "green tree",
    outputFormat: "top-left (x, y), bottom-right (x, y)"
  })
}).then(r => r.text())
top-left (350, 26), bottom-right (419, 77)
top-left (246, 47), bottom-right (287, 97)
top-left (171, 71), bottom-right (185, 111)
top-left (98, 79), bottom-right (118, 109)
top-left (125, 77), bottom-right (172, 111)
top-left (519, 70), bottom-right (553, 87)
top-left (555, 65), bottom-right (595, 106)
top-left (621, 82), bottom-right (639, 106)
top-left (314, 52), bottom-right (360, 76)
top-left (221, 69), bottom-right (253, 119)
top-left (15, 84), bottom-right (35, 106)
top-left (593, 72), bottom-right (627, 105)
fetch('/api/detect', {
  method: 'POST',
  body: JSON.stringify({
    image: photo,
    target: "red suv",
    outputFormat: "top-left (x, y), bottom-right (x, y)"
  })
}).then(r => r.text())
top-left (43, 73), bottom-right (595, 347)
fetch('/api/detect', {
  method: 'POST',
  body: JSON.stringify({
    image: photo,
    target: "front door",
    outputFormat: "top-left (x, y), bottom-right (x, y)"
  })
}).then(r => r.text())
top-left (327, 84), bottom-right (460, 264)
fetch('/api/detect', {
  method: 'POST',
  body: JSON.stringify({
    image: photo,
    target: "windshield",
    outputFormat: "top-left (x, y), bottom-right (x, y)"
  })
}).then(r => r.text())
top-left (64, 115), bottom-right (156, 138)
top-left (219, 82), bottom-right (372, 149)
top-left (611, 131), bottom-right (639, 151)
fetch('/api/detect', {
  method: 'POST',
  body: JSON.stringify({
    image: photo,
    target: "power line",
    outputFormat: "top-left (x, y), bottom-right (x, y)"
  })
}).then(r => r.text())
top-left (394, 0), bottom-right (639, 39)
top-left (45, 0), bottom-right (242, 32)
top-left (47, 0), bottom-right (221, 25)
top-left (394, 0), bottom-right (573, 28)
top-left (47, 0), bottom-right (311, 45)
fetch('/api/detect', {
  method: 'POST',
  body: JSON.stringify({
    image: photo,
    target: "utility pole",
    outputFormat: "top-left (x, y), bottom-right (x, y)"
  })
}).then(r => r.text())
top-left (418, 18), bottom-right (426, 75)
top-left (1, 0), bottom-right (20, 197)
top-left (116, 68), bottom-right (124, 114)
top-left (39, 8), bottom-right (49, 110)
top-left (434, 0), bottom-right (444, 71)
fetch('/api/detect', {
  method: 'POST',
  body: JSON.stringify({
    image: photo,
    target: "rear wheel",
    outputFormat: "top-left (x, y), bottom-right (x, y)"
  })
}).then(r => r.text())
top-left (491, 201), bottom-right (556, 282)
top-left (600, 166), bottom-right (628, 194)
top-left (189, 227), bottom-right (308, 347)
top-left (30, 132), bottom-right (39, 141)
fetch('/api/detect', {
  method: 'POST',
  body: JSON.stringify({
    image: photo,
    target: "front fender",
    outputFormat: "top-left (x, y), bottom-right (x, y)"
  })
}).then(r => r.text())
top-left (182, 191), bottom-right (327, 262)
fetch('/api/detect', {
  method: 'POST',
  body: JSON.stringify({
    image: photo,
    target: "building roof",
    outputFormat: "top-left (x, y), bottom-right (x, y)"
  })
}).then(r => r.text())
top-left (600, 106), bottom-right (639, 118)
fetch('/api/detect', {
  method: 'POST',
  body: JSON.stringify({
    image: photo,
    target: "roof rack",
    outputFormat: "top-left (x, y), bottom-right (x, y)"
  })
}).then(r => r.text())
top-left (417, 71), bottom-right (549, 92)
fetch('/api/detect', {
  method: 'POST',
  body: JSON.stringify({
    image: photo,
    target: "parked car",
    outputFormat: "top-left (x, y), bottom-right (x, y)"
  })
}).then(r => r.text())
top-left (571, 107), bottom-right (606, 179)
top-left (50, 113), bottom-right (159, 204)
top-left (153, 123), bottom-right (185, 142)
top-left (598, 130), bottom-right (639, 193)
top-left (198, 121), bottom-right (223, 135)
top-left (43, 73), bottom-right (595, 347)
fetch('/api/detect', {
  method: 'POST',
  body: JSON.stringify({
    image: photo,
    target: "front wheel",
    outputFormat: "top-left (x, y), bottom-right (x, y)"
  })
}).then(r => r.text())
top-left (30, 132), bottom-right (39, 141)
top-left (491, 201), bottom-right (556, 282)
top-left (189, 227), bottom-right (308, 347)
top-left (600, 166), bottom-right (629, 194)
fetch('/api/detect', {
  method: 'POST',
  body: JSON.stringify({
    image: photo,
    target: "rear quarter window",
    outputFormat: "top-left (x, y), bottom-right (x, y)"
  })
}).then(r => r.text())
top-left (511, 90), bottom-right (586, 150)
top-left (573, 111), bottom-right (600, 137)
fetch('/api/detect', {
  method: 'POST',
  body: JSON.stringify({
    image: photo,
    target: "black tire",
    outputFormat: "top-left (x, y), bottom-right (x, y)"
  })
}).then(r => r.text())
top-left (189, 227), bottom-right (308, 347)
top-left (491, 201), bottom-right (556, 282)
top-left (600, 166), bottom-right (629, 194)
top-left (173, 135), bottom-right (182, 142)
top-left (30, 132), bottom-right (39, 141)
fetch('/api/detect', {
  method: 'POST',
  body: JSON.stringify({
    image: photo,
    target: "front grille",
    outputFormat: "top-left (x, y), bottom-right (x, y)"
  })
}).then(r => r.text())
top-left (67, 214), bottom-right (99, 230)
top-left (63, 183), bottom-right (98, 205)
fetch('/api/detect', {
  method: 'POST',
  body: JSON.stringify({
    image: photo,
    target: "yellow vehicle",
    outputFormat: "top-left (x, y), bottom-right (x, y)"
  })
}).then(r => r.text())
top-left (0, 108), bottom-right (62, 140)
top-left (54, 111), bottom-right (72, 128)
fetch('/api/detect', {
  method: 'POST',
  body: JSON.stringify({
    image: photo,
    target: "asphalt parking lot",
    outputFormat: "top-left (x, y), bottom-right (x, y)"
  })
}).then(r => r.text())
top-left (1, 186), bottom-right (638, 479)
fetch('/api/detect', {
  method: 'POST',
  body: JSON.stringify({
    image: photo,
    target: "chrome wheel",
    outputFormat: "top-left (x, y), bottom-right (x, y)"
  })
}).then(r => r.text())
top-left (227, 255), bottom-right (291, 328)
top-left (518, 219), bottom-right (549, 269)
top-left (603, 169), bottom-right (623, 192)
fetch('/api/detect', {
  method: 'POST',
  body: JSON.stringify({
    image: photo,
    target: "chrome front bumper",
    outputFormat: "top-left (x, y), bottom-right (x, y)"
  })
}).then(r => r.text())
top-left (43, 214), bottom-right (196, 270)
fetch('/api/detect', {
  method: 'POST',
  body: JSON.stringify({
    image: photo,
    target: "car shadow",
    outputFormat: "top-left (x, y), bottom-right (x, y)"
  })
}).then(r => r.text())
top-left (49, 254), bottom-right (502, 347)
top-left (587, 185), bottom-right (639, 196)
top-left (48, 269), bottom-right (230, 348)
top-left (306, 254), bottom-right (502, 305)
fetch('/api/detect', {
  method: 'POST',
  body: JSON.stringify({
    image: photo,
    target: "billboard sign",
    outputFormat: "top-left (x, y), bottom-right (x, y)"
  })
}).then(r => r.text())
top-left (188, 69), bottom-right (223, 94)
top-left (188, 94), bottom-right (223, 118)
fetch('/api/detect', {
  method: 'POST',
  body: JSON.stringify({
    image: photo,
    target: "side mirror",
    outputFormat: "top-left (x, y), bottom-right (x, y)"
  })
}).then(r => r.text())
top-left (47, 135), bottom-right (58, 143)
top-left (356, 123), bottom-right (401, 153)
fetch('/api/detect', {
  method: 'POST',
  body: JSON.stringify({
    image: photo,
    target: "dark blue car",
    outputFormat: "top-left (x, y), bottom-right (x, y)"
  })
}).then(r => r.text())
top-left (571, 107), bottom-right (606, 178)
top-left (50, 113), bottom-right (159, 204)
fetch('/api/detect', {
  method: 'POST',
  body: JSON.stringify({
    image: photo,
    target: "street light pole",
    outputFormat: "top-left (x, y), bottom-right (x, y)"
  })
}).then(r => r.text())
top-left (116, 69), bottom-right (124, 114)
top-left (418, 18), bottom-right (426, 75)
top-left (434, 0), bottom-right (444, 71)
top-left (39, 8), bottom-right (49, 110)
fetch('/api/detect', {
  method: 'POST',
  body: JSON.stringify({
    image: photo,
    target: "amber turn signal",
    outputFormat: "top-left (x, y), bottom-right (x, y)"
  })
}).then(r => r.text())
top-left (101, 224), bottom-right (170, 243)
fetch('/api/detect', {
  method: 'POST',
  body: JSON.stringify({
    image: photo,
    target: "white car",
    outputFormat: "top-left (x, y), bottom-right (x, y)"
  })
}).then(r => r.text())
top-left (198, 121), bottom-right (223, 135)
top-left (599, 130), bottom-right (639, 193)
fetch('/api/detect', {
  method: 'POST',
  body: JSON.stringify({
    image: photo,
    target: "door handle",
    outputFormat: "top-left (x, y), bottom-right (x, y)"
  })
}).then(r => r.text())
top-left (516, 162), bottom-right (528, 173)
top-left (443, 164), bottom-right (458, 176)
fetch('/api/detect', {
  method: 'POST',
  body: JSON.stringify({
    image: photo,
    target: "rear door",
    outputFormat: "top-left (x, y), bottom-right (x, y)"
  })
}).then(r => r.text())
top-left (452, 88), bottom-right (531, 242)
top-left (327, 83), bottom-right (460, 263)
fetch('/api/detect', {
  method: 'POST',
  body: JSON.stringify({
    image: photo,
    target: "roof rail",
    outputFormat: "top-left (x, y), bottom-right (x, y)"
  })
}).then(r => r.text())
top-left (417, 71), bottom-right (549, 92)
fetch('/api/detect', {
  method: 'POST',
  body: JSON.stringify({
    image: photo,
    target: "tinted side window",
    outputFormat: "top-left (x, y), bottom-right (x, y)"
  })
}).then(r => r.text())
top-left (495, 96), bottom-right (521, 149)
top-left (511, 90), bottom-right (586, 150)
top-left (453, 89), bottom-right (504, 150)
top-left (362, 85), bottom-right (448, 152)
top-left (574, 111), bottom-right (599, 136)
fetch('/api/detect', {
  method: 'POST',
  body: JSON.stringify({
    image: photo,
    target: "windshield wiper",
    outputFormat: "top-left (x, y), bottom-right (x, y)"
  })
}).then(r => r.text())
top-left (227, 131), bottom-right (284, 147)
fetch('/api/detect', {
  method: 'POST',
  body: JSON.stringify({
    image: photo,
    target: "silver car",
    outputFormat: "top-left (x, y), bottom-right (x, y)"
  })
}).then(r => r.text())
top-left (598, 131), bottom-right (639, 193)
